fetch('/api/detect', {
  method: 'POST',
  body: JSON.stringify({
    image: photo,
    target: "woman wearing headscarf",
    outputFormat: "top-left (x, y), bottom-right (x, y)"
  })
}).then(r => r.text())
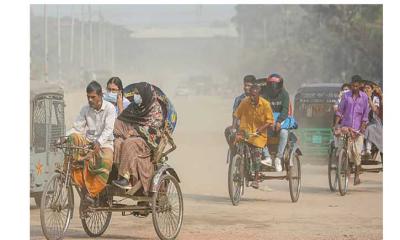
top-left (111, 82), bottom-right (164, 195)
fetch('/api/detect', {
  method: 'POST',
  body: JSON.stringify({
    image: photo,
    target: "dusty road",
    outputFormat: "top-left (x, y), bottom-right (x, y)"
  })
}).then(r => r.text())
top-left (30, 93), bottom-right (382, 240)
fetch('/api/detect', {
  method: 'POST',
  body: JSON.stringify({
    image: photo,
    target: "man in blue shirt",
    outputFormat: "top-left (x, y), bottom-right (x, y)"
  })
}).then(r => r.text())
top-left (224, 75), bottom-right (256, 149)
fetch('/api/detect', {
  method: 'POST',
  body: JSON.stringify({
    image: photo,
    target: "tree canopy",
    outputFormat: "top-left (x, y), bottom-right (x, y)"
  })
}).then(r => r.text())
top-left (231, 4), bottom-right (382, 92)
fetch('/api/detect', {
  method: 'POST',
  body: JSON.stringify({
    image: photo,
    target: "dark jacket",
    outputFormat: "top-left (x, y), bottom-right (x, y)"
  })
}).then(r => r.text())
top-left (261, 88), bottom-right (290, 123)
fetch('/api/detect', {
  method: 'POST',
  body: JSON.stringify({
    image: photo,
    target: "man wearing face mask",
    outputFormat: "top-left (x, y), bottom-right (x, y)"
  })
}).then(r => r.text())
top-left (260, 73), bottom-right (290, 172)
top-left (103, 77), bottom-right (131, 115)
top-left (65, 81), bottom-right (116, 204)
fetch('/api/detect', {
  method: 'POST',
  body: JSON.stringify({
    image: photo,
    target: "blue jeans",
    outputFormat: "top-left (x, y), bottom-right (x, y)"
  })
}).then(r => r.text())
top-left (263, 129), bottom-right (289, 159)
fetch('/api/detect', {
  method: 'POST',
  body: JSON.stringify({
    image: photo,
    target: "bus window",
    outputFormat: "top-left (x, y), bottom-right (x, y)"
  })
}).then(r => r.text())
top-left (295, 102), bottom-right (334, 128)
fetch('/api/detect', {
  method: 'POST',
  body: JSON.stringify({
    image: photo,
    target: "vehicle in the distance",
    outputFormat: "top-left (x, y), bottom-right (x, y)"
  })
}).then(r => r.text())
top-left (293, 83), bottom-right (342, 158)
top-left (30, 81), bottom-right (65, 207)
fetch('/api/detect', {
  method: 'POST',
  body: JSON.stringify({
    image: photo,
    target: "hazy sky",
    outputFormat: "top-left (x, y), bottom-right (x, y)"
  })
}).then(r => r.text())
top-left (30, 4), bottom-right (236, 28)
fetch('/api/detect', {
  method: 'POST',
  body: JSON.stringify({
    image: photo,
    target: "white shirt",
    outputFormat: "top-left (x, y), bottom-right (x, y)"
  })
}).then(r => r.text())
top-left (371, 95), bottom-right (380, 121)
top-left (334, 89), bottom-right (350, 109)
top-left (67, 100), bottom-right (116, 150)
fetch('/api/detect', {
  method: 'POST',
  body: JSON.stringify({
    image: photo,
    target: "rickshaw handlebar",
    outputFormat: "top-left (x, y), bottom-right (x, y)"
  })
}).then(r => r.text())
top-left (52, 136), bottom-right (94, 152)
top-left (234, 132), bottom-right (260, 144)
top-left (333, 126), bottom-right (361, 137)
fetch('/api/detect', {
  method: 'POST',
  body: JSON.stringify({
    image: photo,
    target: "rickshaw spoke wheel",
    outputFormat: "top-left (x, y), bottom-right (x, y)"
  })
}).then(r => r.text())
top-left (337, 149), bottom-right (349, 196)
top-left (152, 174), bottom-right (183, 240)
top-left (228, 154), bottom-right (243, 206)
top-left (81, 197), bottom-right (112, 237)
top-left (288, 155), bottom-right (301, 202)
top-left (328, 148), bottom-right (338, 192)
top-left (40, 173), bottom-right (73, 240)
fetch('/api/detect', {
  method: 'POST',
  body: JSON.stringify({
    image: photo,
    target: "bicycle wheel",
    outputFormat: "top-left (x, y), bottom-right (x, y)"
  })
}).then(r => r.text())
top-left (228, 154), bottom-right (244, 206)
top-left (288, 155), bottom-right (301, 202)
top-left (81, 205), bottom-right (112, 237)
top-left (337, 148), bottom-right (349, 196)
top-left (40, 173), bottom-right (74, 240)
top-left (152, 174), bottom-right (184, 240)
top-left (328, 148), bottom-right (338, 192)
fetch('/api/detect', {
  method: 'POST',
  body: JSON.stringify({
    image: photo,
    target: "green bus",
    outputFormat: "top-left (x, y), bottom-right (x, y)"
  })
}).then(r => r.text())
top-left (293, 83), bottom-right (342, 158)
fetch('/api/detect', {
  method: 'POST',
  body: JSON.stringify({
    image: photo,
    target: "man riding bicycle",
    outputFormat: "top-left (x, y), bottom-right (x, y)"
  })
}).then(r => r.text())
top-left (232, 83), bottom-right (274, 189)
top-left (334, 79), bottom-right (369, 185)
top-left (224, 75), bottom-right (256, 147)
top-left (65, 81), bottom-right (116, 204)
top-left (260, 73), bottom-right (291, 171)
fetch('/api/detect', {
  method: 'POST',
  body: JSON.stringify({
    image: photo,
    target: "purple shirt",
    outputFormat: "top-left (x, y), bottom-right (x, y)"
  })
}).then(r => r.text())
top-left (336, 90), bottom-right (369, 131)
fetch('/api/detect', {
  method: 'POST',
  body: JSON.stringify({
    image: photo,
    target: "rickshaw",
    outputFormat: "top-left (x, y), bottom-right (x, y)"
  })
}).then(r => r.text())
top-left (293, 83), bottom-right (342, 157)
top-left (227, 129), bottom-right (302, 205)
top-left (30, 81), bottom-right (65, 207)
top-left (330, 128), bottom-right (383, 196)
top-left (40, 90), bottom-right (183, 240)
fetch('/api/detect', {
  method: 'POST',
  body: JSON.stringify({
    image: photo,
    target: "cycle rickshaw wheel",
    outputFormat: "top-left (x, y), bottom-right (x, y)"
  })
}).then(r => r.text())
top-left (228, 154), bottom-right (243, 206)
top-left (337, 149), bottom-right (349, 196)
top-left (288, 155), bottom-right (301, 202)
top-left (81, 206), bottom-right (112, 237)
top-left (152, 174), bottom-right (183, 240)
top-left (328, 148), bottom-right (338, 192)
top-left (40, 173), bottom-right (74, 240)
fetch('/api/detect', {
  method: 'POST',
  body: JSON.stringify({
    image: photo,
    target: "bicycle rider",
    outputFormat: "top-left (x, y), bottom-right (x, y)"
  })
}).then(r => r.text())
top-left (225, 75), bottom-right (256, 149)
top-left (232, 83), bottom-right (274, 189)
top-left (334, 78), bottom-right (369, 185)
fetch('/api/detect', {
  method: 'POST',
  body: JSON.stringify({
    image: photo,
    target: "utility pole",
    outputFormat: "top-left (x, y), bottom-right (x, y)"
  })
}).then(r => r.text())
top-left (98, 6), bottom-right (103, 68)
top-left (103, 21), bottom-right (107, 70)
top-left (80, 5), bottom-right (85, 85)
top-left (80, 5), bottom-right (85, 71)
top-left (111, 28), bottom-right (114, 74)
top-left (70, 6), bottom-right (75, 63)
top-left (44, 5), bottom-right (48, 82)
top-left (89, 5), bottom-right (94, 72)
top-left (57, 6), bottom-right (62, 83)
top-left (318, 7), bottom-right (325, 82)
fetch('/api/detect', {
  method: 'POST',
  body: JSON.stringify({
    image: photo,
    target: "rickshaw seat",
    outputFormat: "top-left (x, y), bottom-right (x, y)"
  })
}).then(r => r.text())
top-left (267, 135), bottom-right (280, 145)
top-left (107, 130), bottom-right (176, 185)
